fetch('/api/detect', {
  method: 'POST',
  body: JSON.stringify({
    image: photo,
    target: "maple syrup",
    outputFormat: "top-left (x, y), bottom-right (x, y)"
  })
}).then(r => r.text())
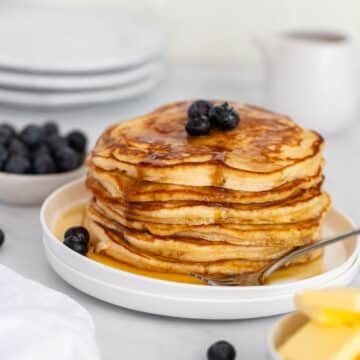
top-left (53, 204), bottom-right (325, 286)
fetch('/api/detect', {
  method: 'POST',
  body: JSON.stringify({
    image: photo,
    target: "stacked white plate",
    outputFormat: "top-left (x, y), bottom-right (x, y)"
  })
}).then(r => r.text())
top-left (0, 6), bottom-right (164, 107)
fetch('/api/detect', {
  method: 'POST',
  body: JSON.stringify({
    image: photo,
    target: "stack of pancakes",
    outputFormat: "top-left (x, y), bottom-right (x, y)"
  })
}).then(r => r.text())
top-left (85, 101), bottom-right (331, 275)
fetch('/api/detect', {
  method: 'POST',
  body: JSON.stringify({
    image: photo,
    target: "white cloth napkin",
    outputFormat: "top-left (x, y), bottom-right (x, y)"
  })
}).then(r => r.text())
top-left (0, 264), bottom-right (100, 360)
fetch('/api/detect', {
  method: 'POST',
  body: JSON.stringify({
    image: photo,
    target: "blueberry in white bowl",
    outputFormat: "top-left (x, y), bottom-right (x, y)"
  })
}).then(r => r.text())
top-left (0, 121), bottom-right (87, 205)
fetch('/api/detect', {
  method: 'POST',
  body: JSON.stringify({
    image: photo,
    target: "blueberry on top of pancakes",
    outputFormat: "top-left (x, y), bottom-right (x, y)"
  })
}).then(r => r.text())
top-left (186, 100), bottom-right (240, 136)
top-left (209, 102), bottom-right (240, 131)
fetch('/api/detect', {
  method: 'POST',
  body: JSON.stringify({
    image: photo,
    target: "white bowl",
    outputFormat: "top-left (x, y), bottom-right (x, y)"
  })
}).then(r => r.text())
top-left (267, 312), bottom-right (308, 360)
top-left (40, 179), bottom-right (360, 320)
top-left (0, 167), bottom-right (85, 205)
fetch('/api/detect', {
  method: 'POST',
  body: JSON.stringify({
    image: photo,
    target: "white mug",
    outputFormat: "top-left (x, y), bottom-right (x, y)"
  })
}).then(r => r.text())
top-left (255, 30), bottom-right (358, 134)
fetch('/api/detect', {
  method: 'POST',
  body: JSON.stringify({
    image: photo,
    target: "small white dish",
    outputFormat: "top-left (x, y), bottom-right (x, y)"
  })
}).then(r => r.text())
top-left (267, 312), bottom-right (309, 360)
top-left (0, 167), bottom-right (84, 205)
top-left (40, 179), bottom-right (360, 319)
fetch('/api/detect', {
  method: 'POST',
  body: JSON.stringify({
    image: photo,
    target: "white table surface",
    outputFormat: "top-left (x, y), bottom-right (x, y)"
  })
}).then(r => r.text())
top-left (1, 64), bottom-right (359, 359)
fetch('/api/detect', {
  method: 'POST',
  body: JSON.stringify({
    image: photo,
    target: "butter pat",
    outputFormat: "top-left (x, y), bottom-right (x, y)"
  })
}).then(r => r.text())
top-left (278, 321), bottom-right (360, 360)
top-left (295, 288), bottom-right (360, 325)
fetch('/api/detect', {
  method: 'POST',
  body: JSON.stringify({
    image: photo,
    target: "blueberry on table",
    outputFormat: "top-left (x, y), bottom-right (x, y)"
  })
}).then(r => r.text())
top-left (209, 102), bottom-right (240, 131)
top-left (185, 115), bottom-right (211, 136)
top-left (66, 130), bottom-right (87, 153)
top-left (33, 154), bottom-right (57, 174)
top-left (54, 146), bottom-right (80, 172)
top-left (8, 138), bottom-right (29, 156)
top-left (188, 100), bottom-right (213, 120)
top-left (207, 341), bottom-right (236, 360)
top-left (43, 121), bottom-right (59, 136)
top-left (20, 124), bottom-right (45, 148)
top-left (63, 226), bottom-right (89, 255)
top-left (4, 155), bottom-right (31, 174)
top-left (0, 144), bottom-right (9, 170)
top-left (0, 229), bottom-right (4, 248)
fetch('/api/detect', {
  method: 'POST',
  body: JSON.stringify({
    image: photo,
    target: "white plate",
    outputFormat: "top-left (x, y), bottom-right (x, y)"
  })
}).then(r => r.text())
top-left (0, 7), bottom-right (163, 73)
top-left (0, 72), bottom-right (162, 107)
top-left (40, 179), bottom-right (360, 319)
top-left (0, 61), bottom-right (163, 91)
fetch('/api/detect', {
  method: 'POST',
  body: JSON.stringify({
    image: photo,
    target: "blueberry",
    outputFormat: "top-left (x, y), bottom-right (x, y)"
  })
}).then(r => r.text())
top-left (54, 146), bottom-right (80, 172)
top-left (0, 123), bottom-right (16, 145)
top-left (188, 100), bottom-right (213, 120)
top-left (64, 226), bottom-right (89, 245)
top-left (0, 229), bottom-right (4, 248)
top-left (63, 237), bottom-right (88, 255)
top-left (8, 138), bottom-right (29, 156)
top-left (66, 130), bottom-right (87, 153)
top-left (185, 115), bottom-right (211, 136)
top-left (46, 135), bottom-right (67, 153)
top-left (4, 155), bottom-right (31, 174)
top-left (33, 154), bottom-right (57, 174)
top-left (207, 341), bottom-right (236, 360)
top-left (0, 144), bottom-right (9, 170)
top-left (43, 121), bottom-right (59, 136)
top-left (20, 125), bottom-right (45, 148)
top-left (31, 143), bottom-right (51, 158)
top-left (209, 102), bottom-right (240, 131)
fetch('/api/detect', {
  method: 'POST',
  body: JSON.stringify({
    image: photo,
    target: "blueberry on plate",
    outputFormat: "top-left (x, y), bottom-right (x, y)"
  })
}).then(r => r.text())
top-left (20, 124), bottom-right (45, 148)
top-left (43, 121), bottom-right (59, 136)
top-left (0, 229), bottom-right (4, 248)
top-left (185, 115), bottom-right (211, 136)
top-left (0, 144), bottom-right (9, 170)
top-left (209, 102), bottom-right (240, 131)
top-left (63, 238), bottom-right (88, 255)
top-left (7, 138), bottom-right (29, 156)
top-left (54, 146), bottom-right (80, 172)
top-left (207, 341), bottom-right (236, 360)
top-left (188, 100), bottom-right (213, 120)
top-left (33, 154), bottom-right (57, 174)
top-left (63, 226), bottom-right (89, 255)
top-left (0, 123), bottom-right (15, 146)
top-left (66, 130), bottom-right (87, 153)
top-left (4, 154), bottom-right (31, 174)
top-left (64, 226), bottom-right (90, 245)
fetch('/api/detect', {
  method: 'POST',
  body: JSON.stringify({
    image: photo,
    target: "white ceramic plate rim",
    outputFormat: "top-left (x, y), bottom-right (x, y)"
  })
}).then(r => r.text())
top-left (43, 239), bottom-right (360, 304)
top-left (0, 8), bottom-right (164, 74)
top-left (0, 72), bottom-right (162, 107)
top-left (40, 178), bottom-right (360, 295)
top-left (0, 61), bottom-right (164, 91)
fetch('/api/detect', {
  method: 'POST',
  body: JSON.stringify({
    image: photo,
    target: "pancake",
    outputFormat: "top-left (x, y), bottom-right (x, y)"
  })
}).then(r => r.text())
top-left (87, 164), bottom-right (324, 204)
top-left (90, 101), bottom-right (323, 192)
top-left (90, 199), bottom-right (324, 247)
top-left (87, 177), bottom-right (330, 225)
top-left (86, 217), bottom-right (323, 275)
top-left (84, 100), bottom-right (330, 279)
top-left (86, 203), bottom-right (295, 262)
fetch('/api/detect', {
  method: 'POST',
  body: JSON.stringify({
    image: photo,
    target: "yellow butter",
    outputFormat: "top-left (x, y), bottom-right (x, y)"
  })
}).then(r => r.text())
top-left (295, 288), bottom-right (360, 325)
top-left (278, 321), bottom-right (360, 360)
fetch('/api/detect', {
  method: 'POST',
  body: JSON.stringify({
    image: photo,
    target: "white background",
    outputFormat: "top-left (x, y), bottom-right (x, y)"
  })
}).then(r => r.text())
top-left (4, 0), bottom-right (360, 65)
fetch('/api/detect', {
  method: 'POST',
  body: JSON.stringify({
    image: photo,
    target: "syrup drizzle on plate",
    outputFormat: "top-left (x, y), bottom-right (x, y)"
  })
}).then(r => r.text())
top-left (53, 204), bottom-right (325, 286)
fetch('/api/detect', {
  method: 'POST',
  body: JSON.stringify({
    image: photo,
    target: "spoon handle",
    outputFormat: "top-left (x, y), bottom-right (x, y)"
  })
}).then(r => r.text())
top-left (261, 229), bottom-right (360, 281)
